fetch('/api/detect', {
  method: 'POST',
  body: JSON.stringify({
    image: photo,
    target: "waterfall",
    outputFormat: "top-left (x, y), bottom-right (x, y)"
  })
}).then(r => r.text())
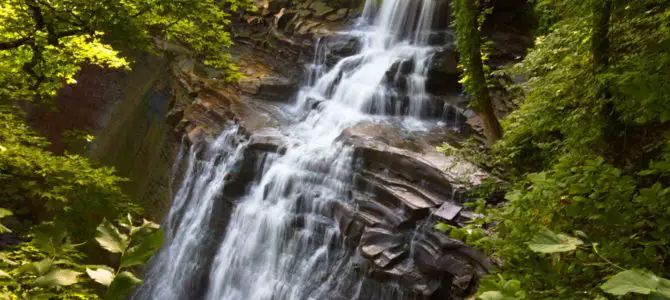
top-left (137, 0), bottom-right (451, 299)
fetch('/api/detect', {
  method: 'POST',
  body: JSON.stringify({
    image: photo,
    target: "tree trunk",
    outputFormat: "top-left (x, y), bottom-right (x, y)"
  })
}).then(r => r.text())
top-left (469, 33), bottom-right (503, 146)
top-left (453, 0), bottom-right (503, 146)
top-left (592, 0), bottom-right (613, 72)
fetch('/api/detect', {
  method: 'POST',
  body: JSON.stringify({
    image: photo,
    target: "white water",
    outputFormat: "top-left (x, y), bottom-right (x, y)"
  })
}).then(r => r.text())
top-left (137, 0), bottom-right (449, 299)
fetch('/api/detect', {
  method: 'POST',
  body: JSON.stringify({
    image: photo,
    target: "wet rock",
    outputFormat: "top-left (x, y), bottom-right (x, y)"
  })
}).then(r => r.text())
top-left (324, 35), bottom-right (361, 66)
top-left (399, 59), bottom-right (415, 75)
top-left (359, 227), bottom-right (405, 258)
top-left (354, 191), bottom-right (410, 229)
top-left (434, 202), bottom-right (463, 221)
top-left (187, 126), bottom-right (206, 145)
top-left (247, 128), bottom-right (286, 153)
top-left (255, 76), bottom-right (299, 102)
top-left (429, 49), bottom-right (460, 75)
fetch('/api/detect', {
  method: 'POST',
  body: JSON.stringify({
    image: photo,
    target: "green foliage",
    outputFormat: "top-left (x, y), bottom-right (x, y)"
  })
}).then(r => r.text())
top-left (437, 138), bottom-right (495, 171)
top-left (0, 0), bottom-right (254, 102)
top-left (451, 0), bottom-right (488, 102)
top-left (600, 269), bottom-right (670, 298)
top-left (0, 0), bottom-right (241, 299)
top-left (0, 217), bottom-right (162, 299)
top-left (0, 106), bottom-right (160, 298)
top-left (444, 0), bottom-right (670, 298)
top-left (524, 230), bottom-right (670, 299)
top-left (61, 129), bottom-right (95, 155)
top-left (477, 275), bottom-right (526, 300)
top-left (0, 109), bottom-right (139, 238)
top-left (526, 228), bottom-right (583, 254)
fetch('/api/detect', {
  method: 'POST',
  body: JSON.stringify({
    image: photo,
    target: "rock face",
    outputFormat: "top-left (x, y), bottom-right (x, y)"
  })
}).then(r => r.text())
top-left (335, 122), bottom-right (493, 297)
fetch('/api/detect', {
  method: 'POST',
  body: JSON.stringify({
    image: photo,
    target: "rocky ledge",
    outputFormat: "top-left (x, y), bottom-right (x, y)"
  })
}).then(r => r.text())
top-left (337, 122), bottom-right (493, 298)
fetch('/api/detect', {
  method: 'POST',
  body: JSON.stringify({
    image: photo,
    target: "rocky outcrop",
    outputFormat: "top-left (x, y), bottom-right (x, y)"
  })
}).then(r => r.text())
top-left (333, 122), bottom-right (493, 297)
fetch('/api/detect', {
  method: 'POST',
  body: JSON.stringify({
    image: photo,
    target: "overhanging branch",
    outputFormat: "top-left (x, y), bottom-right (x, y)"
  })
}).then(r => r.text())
top-left (0, 30), bottom-right (84, 51)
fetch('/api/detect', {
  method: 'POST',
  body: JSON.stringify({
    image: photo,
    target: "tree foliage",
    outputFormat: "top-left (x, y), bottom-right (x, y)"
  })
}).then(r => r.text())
top-left (0, 0), bottom-right (252, 297)
top-left (0, 0), bottom-right (253, 102)
top-left (440, 0), bottom-right (670, 298)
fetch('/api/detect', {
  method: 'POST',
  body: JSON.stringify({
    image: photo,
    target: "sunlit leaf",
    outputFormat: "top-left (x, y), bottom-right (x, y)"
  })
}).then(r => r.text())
top-left (527, 228), bottom-right (583, 253)
top-left (86, 267), bottom-right (115, 286)
top-left (34, 268), bottom-right (81, 287)
top-left (95, 218), bottom-right (129, 254)
top-left (120, 228), bottom-right (163, 268)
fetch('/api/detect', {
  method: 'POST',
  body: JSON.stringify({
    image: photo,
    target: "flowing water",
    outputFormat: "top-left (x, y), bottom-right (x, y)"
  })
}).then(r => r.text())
top-left (137, 0), bottom-right (451, 299)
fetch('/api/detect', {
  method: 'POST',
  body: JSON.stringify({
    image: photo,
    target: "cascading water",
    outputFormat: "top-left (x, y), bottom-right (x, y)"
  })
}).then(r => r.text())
top-left (137, 0), bottom-right (453, 299)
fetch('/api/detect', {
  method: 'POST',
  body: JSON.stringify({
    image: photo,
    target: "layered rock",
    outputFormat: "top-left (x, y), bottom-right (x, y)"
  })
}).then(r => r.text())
top-left (333, 122), bottom-right (493, 297)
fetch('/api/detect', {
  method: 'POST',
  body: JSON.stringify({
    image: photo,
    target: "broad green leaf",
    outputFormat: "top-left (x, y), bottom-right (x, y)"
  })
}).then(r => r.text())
top-left (95, 219), bottom-right (129, 254)
top-left (32, 222), bottom-right (69, 256)
top-left (105, 271), bottom-right (142, 300)
top-left (0, 269), bottom-right (11, 278)
top-left (120, 228), bottom-right (163, 268)
top-left (0, 208), bottom-right (13, 233)
top-left (479, 291), bottom-right (504, 300)
top-left (504, 190), bottom-right (522, 202)
top-left (86, 267), bottom-right (115, 286)
top-left (129, 219), bottom-right (160, 236)
top-left (34, 268), bottom-right (81, 287)
top-left (0, 254), bottom-right (17, 266)
top-left (14, 258), bottom-right (53, 276)
top-left (527, 228), bottom-right (583, 253)
top-left (601, 269), bottom-right (670, 297)
top-left (527, 172), bottom-right (547, 184)
top-left (0, 209), bottom-right (12, 219)
top-left (433, 222), bottom-right (452, 233)
top-left (0, 224), bottom-right (11, 234)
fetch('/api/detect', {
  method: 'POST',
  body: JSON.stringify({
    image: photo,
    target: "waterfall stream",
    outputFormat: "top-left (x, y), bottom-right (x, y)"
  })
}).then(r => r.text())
top-left (136, 0), bottom-right (451, 299)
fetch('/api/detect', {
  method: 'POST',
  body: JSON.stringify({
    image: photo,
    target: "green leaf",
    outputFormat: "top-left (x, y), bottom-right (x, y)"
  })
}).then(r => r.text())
top-left (479, 291), bottom-right (504, 300)
top-left (105, 271), bottom-right (142, 300)
top-left (527, 228), bottom-right (583, 253)
top-left (95, 218), bottom-right (129, 254)
top-left (32, 222), bottom-right (69, 256)
top-left (0, 224), bottom-right (11, 234)
top-left (14, 258), bottom-right (53, 276)
top-left (601, 269), bottom-right (670, 297)
top-left (433, 222), bottom-right (452, 233)
top-left (120, 228), bottom-right (163, 269)
top-left (504, 190), bottom-right (522, 202)
top-left (0, 269), bottom-right (12, 279)
top-left (34, 268), bottom-right (82, 287)
top-left (86, 267), bottom-right (115, 286)
top-left (0, 208), bottom-right (13, 233)
top-left (0, 208), bottom-right (12, 219)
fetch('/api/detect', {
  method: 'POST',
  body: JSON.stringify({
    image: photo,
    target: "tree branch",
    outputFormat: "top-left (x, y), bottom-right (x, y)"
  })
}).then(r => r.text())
top-left (0, 37), bottom-right (34, 50)
top-left (0, 30), bottom-right (83, 51)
